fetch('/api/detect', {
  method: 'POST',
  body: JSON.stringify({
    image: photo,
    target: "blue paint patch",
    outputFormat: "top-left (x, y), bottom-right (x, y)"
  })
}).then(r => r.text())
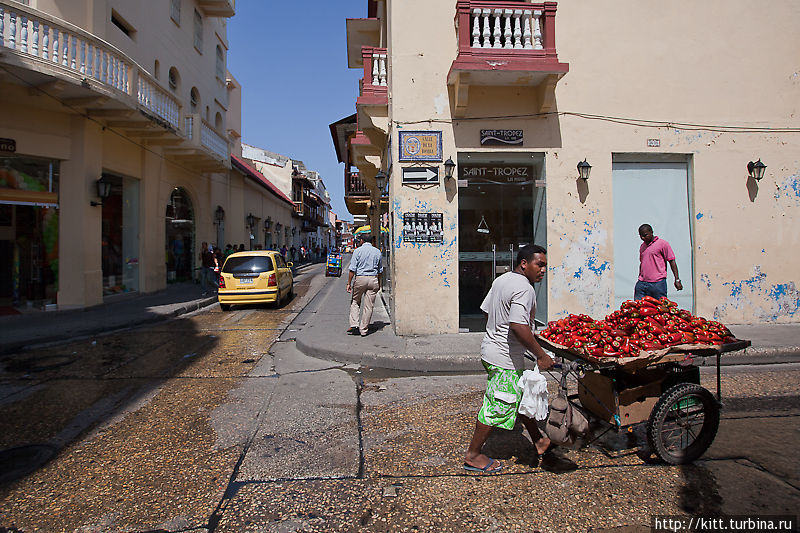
top-left (775, 174), bottom-right (800, 203)
top-left (586, 257), bottom-right (609, 275)
top-left (762, 249), bottom-right (766, 253)
top-left (573, 267), bottom-right (583, 279)
top-left (699, 273), bottom-right (712, 290)
top-left (696, 213), bottom-right (704, 220)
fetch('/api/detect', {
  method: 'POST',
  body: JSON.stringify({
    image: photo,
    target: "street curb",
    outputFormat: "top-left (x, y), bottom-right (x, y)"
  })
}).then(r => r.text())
top-left (0, 296), bottom-right (219, 355)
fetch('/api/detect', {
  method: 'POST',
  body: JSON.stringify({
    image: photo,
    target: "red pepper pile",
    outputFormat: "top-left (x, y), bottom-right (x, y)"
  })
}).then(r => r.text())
top-left (538, 296), bottom-right (735, 358)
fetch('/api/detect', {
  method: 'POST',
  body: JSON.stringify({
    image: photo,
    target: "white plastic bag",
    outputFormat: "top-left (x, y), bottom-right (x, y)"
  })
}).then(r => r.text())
top-left (517, 367), bottom-right (549, 420)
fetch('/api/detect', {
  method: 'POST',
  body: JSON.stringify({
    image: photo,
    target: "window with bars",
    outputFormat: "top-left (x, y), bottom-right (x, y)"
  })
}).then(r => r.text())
top-left (193, 9), bottom-right (203, 52)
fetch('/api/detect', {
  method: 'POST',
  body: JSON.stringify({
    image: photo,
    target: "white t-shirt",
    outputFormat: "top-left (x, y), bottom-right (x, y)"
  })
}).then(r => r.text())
top-left (480, 271), bottom-right (536, 370)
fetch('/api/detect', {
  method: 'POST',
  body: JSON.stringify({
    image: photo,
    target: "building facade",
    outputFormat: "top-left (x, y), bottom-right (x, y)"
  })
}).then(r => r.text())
top-left (333, 0), bottom-right (800, 335)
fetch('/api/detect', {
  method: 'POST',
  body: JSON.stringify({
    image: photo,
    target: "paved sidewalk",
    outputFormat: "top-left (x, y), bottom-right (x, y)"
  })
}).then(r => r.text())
top-left (0, 262), bottom-right (322, 354)
top-left (291, 258), bottom-right (800, 371)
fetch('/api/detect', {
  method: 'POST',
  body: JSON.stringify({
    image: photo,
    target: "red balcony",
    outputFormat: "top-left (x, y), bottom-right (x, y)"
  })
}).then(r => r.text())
top-left (346, 171), bottom-right (369, 197)
top-left (448, 1), bottom-right (568, 114)
top-left (357, 46), bottom-right (387, 107)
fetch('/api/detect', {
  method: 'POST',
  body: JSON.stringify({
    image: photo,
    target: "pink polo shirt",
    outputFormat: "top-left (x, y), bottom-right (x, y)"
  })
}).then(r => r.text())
top-left (639, 236), bottom-right (675, 282)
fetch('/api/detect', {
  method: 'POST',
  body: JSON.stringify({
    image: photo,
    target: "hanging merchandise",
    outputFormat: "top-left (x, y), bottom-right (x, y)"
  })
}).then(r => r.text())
top-left (477, 215), bottom-right (490, 234)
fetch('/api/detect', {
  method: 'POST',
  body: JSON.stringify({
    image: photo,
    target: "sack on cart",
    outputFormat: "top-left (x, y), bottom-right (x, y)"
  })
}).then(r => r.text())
top-left (545, 374), bottom-right (589, 445)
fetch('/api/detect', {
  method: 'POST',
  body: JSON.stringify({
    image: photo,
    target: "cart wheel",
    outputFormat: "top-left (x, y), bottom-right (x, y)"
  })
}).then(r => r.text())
top-left (647, 383), bottom-right (719, 465)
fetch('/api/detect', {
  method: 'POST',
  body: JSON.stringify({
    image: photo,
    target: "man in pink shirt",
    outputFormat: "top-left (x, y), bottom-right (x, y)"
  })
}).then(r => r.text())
top-left (635, 224), bottom-right (683, 300)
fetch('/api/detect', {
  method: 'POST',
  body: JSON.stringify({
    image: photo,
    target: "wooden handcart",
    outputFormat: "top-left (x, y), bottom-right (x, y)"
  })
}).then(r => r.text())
top-left (534, 335), bottom-right (751, 464)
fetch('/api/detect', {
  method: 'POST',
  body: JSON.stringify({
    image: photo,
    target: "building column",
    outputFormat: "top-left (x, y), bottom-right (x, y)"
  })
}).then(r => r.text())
top-left (57, 116), bottom-right (103, 309)
top-left (140, 148), bottom-right (164, 293)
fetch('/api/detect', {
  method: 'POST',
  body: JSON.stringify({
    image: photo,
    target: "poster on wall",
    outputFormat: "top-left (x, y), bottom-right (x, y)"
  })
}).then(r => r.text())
top-left (402, 213), bottom-right (443, 244)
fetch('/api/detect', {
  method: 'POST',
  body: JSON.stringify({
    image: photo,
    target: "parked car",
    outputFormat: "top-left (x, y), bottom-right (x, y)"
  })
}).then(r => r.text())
top-left (218, 251), bottom-right (293, 311)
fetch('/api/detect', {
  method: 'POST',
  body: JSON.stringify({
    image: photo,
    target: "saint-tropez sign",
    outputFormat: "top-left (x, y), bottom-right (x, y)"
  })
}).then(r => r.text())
top-left (480, 129), bottom-right (523, 146)
top-left (460, 164), bottom-right (534, 184)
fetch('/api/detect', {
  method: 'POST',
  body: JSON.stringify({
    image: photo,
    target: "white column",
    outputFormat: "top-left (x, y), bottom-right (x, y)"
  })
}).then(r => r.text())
top-left (533, 10), bottom-right (543, 50)
top-left (492, 9), bottom-right (502, 48)
top-left (522, 10), bottom-right (533, 50)
top-left (481, 9), bottom-right (491, 49)
top-left (503, 9), bottom-right (513, 49)
top-left (32, 20), bottom-right (39, 56)
top-left (70, 35), bottom-right (76, 69)
top-left (42, 24), bottom-right (49, 60)
top-left (471, 8), bottom-right (481, 48)
top-left (9, 12), bottom-right (17, 50)
top-left (513, 10), bottom-right (523, 49)
top-left (52, 29), bottom-right (59, 62)
top-left (371, 52), bottom-right (379, 86)
top-left (378, 54), bottom-right (386, 86)
top-left (61, 31), bottom-right (69, 66)
top-left (20, 15), bottom-right (27, 53)
top-left (79, 40), bottom-right (86, 74)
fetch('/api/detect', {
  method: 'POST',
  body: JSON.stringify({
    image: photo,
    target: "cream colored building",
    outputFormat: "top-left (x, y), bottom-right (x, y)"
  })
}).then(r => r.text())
top-left (333, 0), bottom-right (800, 335)
top-left (0, 0), bottom-right (296, 310)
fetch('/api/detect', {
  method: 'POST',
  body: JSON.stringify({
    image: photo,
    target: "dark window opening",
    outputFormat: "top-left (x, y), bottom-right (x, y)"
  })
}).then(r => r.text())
top-left (111, 10), bottom-right (135, 39)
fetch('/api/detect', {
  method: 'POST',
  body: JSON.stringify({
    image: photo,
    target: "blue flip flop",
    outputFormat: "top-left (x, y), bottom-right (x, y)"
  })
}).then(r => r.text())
top-left (463, 458), bottom-right (503, 474)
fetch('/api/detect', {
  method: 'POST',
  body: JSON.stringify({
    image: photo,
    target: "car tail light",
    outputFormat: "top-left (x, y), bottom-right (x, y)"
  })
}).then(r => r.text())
top-left (219, 276), bottom-right (226, 288)
top-left (267, 272), bottom-right (277, 286)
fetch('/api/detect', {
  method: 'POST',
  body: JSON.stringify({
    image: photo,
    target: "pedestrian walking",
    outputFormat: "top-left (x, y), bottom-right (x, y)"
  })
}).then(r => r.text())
top-left (634, 223), bottom-right (682, 300)
top-left (290, 245), bottom-right (296, 262)
top-left (345, 235), bottom-right (383, 336)
top-left (464, 244), bottom-right (554, 474)
top-left (199, 242), bottom-right (219, 296)
top-left (224, 243), bottom-right (234, 259)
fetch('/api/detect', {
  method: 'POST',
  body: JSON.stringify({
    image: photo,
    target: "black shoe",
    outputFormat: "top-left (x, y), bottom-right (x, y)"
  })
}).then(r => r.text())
top-left (346, 327), bottom-right (359, 335)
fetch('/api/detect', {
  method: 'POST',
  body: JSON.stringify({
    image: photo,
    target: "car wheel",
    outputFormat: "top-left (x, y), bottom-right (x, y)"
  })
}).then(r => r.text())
top-left (220, 303), bottom-right (231, 311)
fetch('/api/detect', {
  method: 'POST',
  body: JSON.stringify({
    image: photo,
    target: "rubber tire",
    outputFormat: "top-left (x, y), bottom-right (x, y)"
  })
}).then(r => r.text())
top-left (288, 281), bottom-right (294, 298)
top-left (647, 383), bottom-right (720, 465)
top-left (219, 303), bottom-right (231, 311)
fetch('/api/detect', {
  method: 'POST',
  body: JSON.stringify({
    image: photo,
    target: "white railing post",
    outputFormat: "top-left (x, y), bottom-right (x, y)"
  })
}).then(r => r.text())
top-left (61, 31), bottom-right (68, 66)
top-left (20, 15), bottom-right (26, 53)
top-left (503, 9), bottom-right (512, 49)
top-left (70, 35), bottom-right (76, 69)
top-left (492, 9), bottom-right (502, 48)
top-left (522, 10), bottom-right (533, 50)
top-left (481, 9), bottom-right (490, 49)
top-left (0, 7), bottom-right (4, 48)
top-left (533, 10), bottom-right (543, 50)
top-left (378, 53), bottom-right (386, 86)
top-left (9, 11), bottom-right (16, 50)
top-left (371, 52), bottom-right (379, 86)
top-left (79, 39), bottom-right (86, 74)
top-left (52, 28), bottom-right (58, 61)
top-left (32, 19), bottom-right (39, 56)
top-left (42, 24), bottom-right (49, 60)
top-left (471, 8), bottom-right (481, 48)
top-left (513, 10), bottom-right (522, 49)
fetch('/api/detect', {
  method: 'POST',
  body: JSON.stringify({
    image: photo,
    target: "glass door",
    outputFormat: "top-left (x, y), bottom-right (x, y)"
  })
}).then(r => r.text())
top-left (458, 153), bottom-right (547, 332)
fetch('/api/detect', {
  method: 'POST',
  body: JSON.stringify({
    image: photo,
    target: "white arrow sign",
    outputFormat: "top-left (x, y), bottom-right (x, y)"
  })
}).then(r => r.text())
top-left (402, 166), bottom-right (439, 184)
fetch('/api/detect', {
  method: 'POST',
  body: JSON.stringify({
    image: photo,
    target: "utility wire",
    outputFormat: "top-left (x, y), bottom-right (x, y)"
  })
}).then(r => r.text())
top-left (395, 110), bottom-right (800, 134)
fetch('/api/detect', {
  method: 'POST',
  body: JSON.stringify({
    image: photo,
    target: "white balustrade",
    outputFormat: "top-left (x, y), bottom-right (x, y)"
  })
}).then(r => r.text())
top-left (136, 74), bottom-right (180, 129)
top-left (470, 7), bottom-right (541, 50)
top-left (201, 120), bottom-right (229, 160)
top-left (184, 115), bottom-right (194, 140)
top-left (371, 52), bottom-right (387, 86)
top-left (0, 2), bottom-right (134, 93)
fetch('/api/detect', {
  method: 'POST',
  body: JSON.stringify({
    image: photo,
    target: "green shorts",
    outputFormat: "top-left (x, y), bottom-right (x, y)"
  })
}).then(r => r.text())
top-left (478, 361), bottom-right (524, 430)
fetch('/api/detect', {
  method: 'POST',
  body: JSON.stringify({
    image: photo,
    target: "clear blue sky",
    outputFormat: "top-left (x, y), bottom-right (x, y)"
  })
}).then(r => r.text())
top-left (227, 1), bottom-right (366, 223)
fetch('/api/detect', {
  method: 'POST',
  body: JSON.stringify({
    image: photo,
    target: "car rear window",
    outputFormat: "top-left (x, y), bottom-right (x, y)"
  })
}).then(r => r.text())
top-left (223, 255), bottom-right (274, 274)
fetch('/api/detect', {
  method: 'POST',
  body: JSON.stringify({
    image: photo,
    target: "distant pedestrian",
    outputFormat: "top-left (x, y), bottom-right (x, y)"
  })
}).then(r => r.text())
top-left (290, 245), bottom-right (297, 262)
top-left (224, 244), bottom-right (234, 259)
top-left (280, 245), bottom-right (288, 259)
top-left (635, 224), bottom-right (682, 300)
top-left (199, 242), bottom-right (218, 296)
top-left (300, 245), bottom-right (306, 262)
top-left (345, 235), bottom-right (382, 336)
top-left (238, 243), bottom-right (246, 253)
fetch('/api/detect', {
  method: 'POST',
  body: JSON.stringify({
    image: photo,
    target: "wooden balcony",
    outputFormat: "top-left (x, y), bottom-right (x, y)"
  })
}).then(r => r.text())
top-left (345, 171), bottom-right (369, 197)
top-left (447, 1), bottom-right (569, 115)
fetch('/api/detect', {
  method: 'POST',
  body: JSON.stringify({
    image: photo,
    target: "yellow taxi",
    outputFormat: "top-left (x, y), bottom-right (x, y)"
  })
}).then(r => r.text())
top-left (217, 250), bottom-right (293, 311)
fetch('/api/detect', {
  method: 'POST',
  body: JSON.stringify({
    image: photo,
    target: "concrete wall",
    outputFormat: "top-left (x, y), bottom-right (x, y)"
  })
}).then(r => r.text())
top-left (383, 0), bottom-right (800, 331)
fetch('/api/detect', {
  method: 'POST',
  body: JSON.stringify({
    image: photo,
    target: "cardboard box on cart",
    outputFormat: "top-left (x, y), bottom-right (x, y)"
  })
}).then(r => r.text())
top-left (577, 368), bottom-right (666, 427)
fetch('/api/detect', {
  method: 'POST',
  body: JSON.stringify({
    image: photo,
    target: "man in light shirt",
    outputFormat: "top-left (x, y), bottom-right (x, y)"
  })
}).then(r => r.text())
top-left (346, 235), bottom-right (383, 336)
top-left (464, 244), bottom-right (554, 474)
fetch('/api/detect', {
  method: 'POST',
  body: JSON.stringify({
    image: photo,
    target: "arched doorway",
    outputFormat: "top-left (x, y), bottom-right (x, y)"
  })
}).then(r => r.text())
top-left (165, 187), bottom-right (194, 283)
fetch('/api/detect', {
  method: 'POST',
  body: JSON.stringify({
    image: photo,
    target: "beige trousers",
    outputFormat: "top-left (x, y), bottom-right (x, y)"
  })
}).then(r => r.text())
top-left (350, 275), bottom-right (380, 334)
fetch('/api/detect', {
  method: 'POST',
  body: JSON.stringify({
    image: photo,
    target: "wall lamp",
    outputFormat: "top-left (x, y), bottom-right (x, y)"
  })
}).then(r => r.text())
top-left (264, 216), bottom-right (272, 230)
top-left (90, 177), bottom-right (112, 206)
top-left (747, 159), bottom-right (766, 181)
top-left (577, 159), bottom-right (591, 180)
top-left (444, 157), bottom-right (456, 180)
top-left (214, 205), bottom-right (225, 224)
top-left (375, 170), bottom-right (388, 193)
top-left (246, 213), bottom-right (255, 228)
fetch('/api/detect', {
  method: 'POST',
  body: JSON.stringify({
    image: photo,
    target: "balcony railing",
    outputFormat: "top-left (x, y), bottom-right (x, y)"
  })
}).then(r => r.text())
top-left (0, 1), bottom-right (182, 131)
top-left (345, 171), bottom-right (369, 196)
top-left (357, 46), bottom-right (387, 106)
top-left (201, 119), bottom-right (229, 160)
top-left (451, 1), bottom-right (567, 73)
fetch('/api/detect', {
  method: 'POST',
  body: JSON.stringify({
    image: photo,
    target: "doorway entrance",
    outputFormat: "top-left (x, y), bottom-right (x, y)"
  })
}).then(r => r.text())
top-left (165, 187), bottom-right (194, 283)
top-left (101, 174), bottom-right (140, 296)
top-left (457, 153), bottom-right (547, 332)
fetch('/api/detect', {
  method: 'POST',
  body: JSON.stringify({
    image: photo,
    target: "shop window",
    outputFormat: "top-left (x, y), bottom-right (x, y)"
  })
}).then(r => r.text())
top-left (170, 0), bottom-right (181, 25)
top-left (193, 9), bottom-right (203, 52)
